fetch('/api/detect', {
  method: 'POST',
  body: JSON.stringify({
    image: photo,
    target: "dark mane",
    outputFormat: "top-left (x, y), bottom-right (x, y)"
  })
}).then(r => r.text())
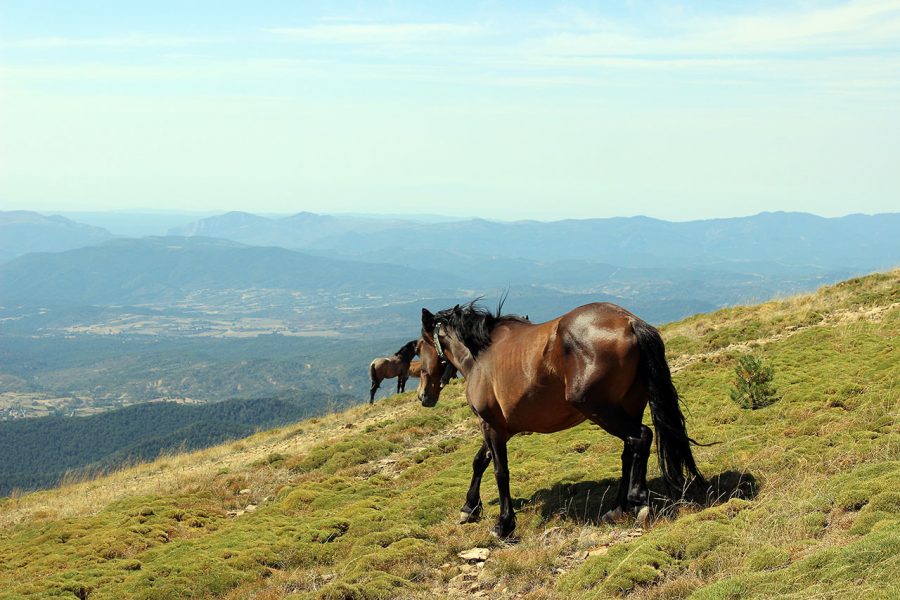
top-left (434, 300), bottom-right (529, 357)
top-left (393, 340), bottom-right (418, 361)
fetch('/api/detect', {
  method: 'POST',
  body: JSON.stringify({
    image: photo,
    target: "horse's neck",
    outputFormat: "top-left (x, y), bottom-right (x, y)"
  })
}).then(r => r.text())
top-left (441, 317), bottom-right (532, 378)
top-left (456, 355), bottom-right (476, 378)
top-left (446, 344), bottom-right (476, 379)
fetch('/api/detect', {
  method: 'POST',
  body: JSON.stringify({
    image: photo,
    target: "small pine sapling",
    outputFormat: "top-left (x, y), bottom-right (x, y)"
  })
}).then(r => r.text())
top-left (730, 354), bottom-right (780, 409)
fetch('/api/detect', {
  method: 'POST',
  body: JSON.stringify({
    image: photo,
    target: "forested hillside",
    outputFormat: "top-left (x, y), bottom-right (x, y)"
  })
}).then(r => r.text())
top-left (0, 395), bottom-right (354, 495)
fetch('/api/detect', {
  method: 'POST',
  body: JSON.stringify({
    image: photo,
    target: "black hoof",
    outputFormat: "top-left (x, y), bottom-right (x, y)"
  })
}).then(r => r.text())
top-left (633, 505), bottom-right (651, 525)
top-left (458, 505), bottom-right (482, 524)
top-left (490, 520), bottom-right (517, 540)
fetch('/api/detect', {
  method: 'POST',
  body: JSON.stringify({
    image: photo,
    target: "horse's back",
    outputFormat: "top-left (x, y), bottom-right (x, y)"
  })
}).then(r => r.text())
top-left (371, 355), bottom-right (405, 379)
top-left (556, 302), bottom-right (639, 357)
top-left (492, 303), bottom-right (637, 368)
top-left (370, 357), bottom-right (387, 377)
top-left (474, 303), bottom-right (643, 433)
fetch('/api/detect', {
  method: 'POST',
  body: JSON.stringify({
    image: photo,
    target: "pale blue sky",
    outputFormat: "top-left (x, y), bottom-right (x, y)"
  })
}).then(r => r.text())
top-left (1, 1), bottom-right (898, 220)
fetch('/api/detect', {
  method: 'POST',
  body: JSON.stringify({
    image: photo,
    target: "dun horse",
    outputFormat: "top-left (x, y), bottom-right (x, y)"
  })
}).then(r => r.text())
top-left (408, 359), bottom-right (422, 378)
top-left (368, 340), bottom-right (418, 404)
top-left (417, 302), bottom-right (704, 538)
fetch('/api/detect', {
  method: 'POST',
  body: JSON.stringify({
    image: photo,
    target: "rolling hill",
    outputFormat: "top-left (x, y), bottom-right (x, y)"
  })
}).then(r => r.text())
top-left (0, 270), bottom-right (896, 599)
top-left (0, 236), bottom-right (454, 306)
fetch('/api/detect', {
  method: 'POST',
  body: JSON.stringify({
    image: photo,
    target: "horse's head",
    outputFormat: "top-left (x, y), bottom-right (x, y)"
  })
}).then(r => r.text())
top-left (397, 339), bottom-right (418, 362)
top-left (415, 335), bottom-right (443, 407)
top-left (418, 306), bottom-right (473, 407)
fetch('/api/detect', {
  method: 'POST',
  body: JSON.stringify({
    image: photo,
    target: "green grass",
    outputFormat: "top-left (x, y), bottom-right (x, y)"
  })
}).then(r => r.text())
top-left (0, 270), bottom-right (897, 599)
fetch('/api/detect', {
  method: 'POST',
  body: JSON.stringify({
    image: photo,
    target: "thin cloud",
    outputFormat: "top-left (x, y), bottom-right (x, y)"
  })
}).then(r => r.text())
top-left (263, 22), bottom-right (485, 44)
top-left (530, 0), bottom-right (900, 60)
top-left (1, 33), bottom-right (223, 49)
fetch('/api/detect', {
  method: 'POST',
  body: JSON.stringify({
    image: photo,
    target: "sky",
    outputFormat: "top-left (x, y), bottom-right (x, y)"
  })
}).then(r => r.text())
top-left (0, 0), bottom-right (898, 221)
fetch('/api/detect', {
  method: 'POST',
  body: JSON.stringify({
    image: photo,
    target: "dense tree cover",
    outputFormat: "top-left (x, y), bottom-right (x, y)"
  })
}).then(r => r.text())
top-left (0, 394), bottom-right (354, 495)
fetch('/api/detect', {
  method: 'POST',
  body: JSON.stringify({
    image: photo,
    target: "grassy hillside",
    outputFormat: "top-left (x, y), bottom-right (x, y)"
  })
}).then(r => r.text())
top-left (0, 270), bottom-right (896, 599)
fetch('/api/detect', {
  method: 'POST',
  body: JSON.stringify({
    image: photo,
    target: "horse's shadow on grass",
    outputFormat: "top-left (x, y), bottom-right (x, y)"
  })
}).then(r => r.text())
top-left (518, 470), bottom-right (759, 525)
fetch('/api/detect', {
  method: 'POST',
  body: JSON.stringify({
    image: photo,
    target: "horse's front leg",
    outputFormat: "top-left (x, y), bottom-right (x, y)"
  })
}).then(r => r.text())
top-left (459, 440), bottom-right (491, 523)
top-left (485, 426), bottom-right (516, 538)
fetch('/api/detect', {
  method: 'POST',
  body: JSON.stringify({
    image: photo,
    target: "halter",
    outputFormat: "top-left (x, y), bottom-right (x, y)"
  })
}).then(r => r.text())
top-left (433, 322), bottom-right (447, 360)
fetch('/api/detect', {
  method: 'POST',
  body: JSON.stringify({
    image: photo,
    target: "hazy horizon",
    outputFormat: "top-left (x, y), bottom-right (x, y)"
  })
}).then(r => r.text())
top-left (13, 206), bottom-right (900, 226)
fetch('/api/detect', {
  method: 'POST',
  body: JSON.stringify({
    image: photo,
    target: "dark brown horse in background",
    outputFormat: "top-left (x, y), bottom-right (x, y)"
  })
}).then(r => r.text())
top-left (369, 340), bottom-right (418, 404)
top-left (417, 302), bottom-right (705, 538)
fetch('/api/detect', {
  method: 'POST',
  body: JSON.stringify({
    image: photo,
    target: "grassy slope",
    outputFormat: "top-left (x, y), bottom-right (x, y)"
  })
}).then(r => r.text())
top-left (0, 271), bottom-right (897, 600)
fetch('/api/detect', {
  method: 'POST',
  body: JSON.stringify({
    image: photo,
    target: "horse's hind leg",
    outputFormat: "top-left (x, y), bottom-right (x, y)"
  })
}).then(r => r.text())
top-left (623, 425), bottom-right (653, 522)
top-left (599, 425), bottom-right (651, 524)
top-left (370, 378), bottom-right (379, 404)
top-left (610, 443), bottom-right (634, 520)
top-left (459, 440), bottom-right (492, 523)
top-left (569, 391), bottom-right (652, 524)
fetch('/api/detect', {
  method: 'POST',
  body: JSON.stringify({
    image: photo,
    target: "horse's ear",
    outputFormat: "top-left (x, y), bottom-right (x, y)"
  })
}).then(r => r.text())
top-left (421, 308), bottom-right (435, 329)
top-left (453, 304), bottom-right (462, 315)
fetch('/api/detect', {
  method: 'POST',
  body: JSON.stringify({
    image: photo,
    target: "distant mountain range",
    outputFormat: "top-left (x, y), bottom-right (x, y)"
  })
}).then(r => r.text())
top-left (169, 210), bottom-right (900, 273)
top-left (2, 210), bottom-right (898, 328)
top-left (5, 209), bottom-right (897, 278)
top-left (0, 210), bottom-right (113, 262)
top-left (169, 210), bottom-right (403, 249)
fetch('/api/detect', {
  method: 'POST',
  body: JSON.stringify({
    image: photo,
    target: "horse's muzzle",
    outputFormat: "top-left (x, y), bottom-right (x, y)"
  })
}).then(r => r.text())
top-left (418, 393), bottom-right (438, 408)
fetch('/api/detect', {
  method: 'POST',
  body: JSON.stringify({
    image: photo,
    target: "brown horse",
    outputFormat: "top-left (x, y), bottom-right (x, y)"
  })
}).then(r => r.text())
top-left (408, 359), bottom-right (422, 378)
top-left (417, 302), bottom-right (704, 538)
top-left (369, 340), bottom-right (418, 404)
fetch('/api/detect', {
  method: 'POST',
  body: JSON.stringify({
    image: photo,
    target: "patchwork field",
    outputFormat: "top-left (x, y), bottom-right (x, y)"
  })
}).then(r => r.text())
top-left (0, 270), bottom-right (897, 599)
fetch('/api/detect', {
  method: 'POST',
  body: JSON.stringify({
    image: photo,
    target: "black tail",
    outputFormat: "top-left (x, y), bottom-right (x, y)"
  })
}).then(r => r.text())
top-left (369, 362), bottom-right (380, 403)
top-left (632, 319), bottom-right (705, 494)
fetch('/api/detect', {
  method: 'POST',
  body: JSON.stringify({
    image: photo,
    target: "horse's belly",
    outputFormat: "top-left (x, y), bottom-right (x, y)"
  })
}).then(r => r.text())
top-left (502, 383), bottom-right (584, 434)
